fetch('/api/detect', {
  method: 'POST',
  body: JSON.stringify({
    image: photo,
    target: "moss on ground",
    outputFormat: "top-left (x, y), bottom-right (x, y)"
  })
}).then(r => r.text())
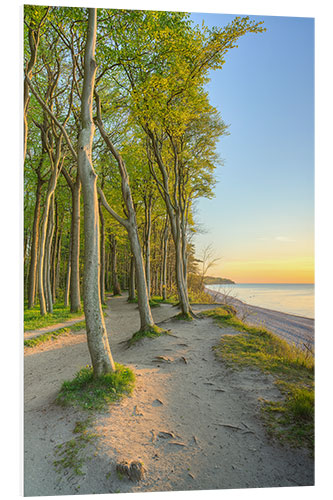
top-left (128, 325), bottom-right (168, 346)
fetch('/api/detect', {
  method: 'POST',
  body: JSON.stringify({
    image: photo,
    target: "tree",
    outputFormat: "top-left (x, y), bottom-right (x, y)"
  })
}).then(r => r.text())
top-left (77, 8), bottom-right (115, 376)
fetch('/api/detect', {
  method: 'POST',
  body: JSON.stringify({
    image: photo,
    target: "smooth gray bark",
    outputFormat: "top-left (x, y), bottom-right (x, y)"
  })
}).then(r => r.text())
top-left (27, 174), bottom-right (43, 309)
top-left (147, 135), bottom-right (191, 316)
top-left (64, 233), bottom-right (71, 308)
top-left (44, 195), bottom-right (55, 313)
top-left (99, 201), bottom-right (106, 304)
top-left (77, 8), bottom-right (115, 376)
top-left (95, 97), bottom-right (155, 331)
top-left (144, 195), bottom-right (152, 299)
top-left (70, 177), bottom-right (81, 312)
top-left (37, 160), bottom-right (61, 316)
top-left (161, 219), bottom-right (169, 300)
top-left (110, 234), bottom-right (121, 296)
top-left (98, 189), bottom-right (155, 331)
top-left (128, 255), bottom-right (136, 301)
top-left (62, 168), bottom-right (82, 313)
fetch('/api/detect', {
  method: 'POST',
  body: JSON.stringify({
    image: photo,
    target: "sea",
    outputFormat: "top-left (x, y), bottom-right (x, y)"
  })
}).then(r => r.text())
top-left (205, 283), bottom-right (314, 319)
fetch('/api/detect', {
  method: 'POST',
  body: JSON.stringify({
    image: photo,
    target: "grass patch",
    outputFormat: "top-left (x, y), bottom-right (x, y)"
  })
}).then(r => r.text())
top-left (203, 307), bottom-right (314, 452)
top-left (174, 312), bottom-right (193, 322)
top-left (56, 364), bottom-right (135, 411)
top-left (24, 302), bottom-right (83, 331)
top-left (24, 321), bottom-right (86, 348)
top-left (54, 417), bottom-right (98, 477)
top-left (128, 325), bottom-right (168, 346)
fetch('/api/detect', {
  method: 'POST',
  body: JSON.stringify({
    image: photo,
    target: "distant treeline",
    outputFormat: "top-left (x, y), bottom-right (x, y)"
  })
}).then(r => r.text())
top-left (203, 276), bottom-right (235, 285)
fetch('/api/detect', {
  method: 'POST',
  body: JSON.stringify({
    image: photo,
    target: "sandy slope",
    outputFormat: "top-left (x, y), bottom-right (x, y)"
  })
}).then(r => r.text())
top-left (24, 296), bottom-right (314, 496)
top-left (205, 288), bottom-right (314, 347)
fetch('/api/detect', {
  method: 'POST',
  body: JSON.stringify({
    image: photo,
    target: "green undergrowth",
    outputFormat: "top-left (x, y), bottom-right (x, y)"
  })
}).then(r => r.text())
top-left (56, 364), bottom-right (135, 411)
top-left (188, 289), bottom-right (216, 304)
top-left (128, 325), bottom-right (168, 346)
top-left (24, 321), bottom-right (86, 348)
top-left (24, 302), bottom-right (83, 331)
top-left (202, 306), bottom-right (314, 452)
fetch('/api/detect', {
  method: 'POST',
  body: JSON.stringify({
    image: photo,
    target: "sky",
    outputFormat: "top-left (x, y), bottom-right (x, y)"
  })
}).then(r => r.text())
top-left (189, 13), bottom-right (314, 283)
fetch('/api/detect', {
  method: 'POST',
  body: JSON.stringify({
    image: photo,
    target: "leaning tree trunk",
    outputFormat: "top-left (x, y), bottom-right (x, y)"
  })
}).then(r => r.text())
top-left (95, 90), bottom-right (156, 333)
top-left (77, 8), bottom-right (115, 376)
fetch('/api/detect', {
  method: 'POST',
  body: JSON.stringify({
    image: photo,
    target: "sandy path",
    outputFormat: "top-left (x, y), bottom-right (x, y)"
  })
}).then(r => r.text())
top-left (24, 296), bottom-right (313, 496)
top-left (24, 316), bottom-right (85, 340)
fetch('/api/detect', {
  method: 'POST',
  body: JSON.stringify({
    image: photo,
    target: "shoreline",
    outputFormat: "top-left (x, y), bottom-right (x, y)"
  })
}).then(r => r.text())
top-left (204, 287), bottom-right (314, 348)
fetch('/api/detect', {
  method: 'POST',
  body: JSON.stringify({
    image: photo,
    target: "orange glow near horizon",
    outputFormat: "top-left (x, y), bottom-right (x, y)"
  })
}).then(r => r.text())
top-left (213, 257), bottom-right (314, 284)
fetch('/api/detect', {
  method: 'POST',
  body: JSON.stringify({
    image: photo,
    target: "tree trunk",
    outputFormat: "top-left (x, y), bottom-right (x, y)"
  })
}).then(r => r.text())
top-left (144, 195), bottom-right (152, 299)
top-left (27, 175), bottom-right (43, 308)
top-left (99, 189), bottom-right (155, 332)
top-left (147, 135), bottom-right (192, 316)
top-left (51, 200), bottom-right (59, 302)
top-left (110, 234), bottom-right (121, 296)
top-left (38, 169), bottom-right (58, 315)
top-left (55, 227), bottom-right (62, 297)
top-left (128, 255), bottom-right (136, 301)
top-left (161, 219), bottom-right (168, 300)
top-left (99, 201), bottom-right (106, 304)
top-left (44, 194), bottom-right (55, 313)
top-left (95, 91), bottom-right (156, 333)
top-left (70, 176), bottom-right (81, 312)
top-left (129, 224), bottom-right (155, 330)
top-left (77, 8), bottom-right (115, 376)
top-left (64, 232), bottom-right (71, 308)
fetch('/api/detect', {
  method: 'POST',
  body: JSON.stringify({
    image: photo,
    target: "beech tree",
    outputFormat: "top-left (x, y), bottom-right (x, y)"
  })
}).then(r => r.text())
top-left (77, 8), bottom-right (115, 375)
top-left (24, 7), bottom-right (266, 360)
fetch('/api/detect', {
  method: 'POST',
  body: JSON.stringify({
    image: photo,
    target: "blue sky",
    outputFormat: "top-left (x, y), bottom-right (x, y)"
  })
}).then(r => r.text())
top-left (189, 12), bottom-right (314, 282)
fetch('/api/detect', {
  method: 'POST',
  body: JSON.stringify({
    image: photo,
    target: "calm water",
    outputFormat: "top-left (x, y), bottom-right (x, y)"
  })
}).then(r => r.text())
top-left (206, 283), bottom-right (314, 319)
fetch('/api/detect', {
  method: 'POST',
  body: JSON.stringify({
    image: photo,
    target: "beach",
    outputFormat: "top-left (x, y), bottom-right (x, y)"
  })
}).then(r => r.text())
top-left (205, 287), bottom-right (314, 348)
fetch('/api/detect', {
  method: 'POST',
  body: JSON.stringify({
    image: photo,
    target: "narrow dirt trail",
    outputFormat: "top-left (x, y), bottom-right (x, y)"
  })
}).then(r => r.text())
top-left (24, 296), bottom-right (313, 496)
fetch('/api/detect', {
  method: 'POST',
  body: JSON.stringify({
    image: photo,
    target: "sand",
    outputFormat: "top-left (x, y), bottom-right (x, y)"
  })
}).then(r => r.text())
top-left (24, 295), bottom-right (314, 496)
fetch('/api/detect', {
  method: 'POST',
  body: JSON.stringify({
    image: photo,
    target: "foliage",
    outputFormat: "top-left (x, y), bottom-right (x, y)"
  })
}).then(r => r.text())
top-left (56, 364), bottom-right (135, 410)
